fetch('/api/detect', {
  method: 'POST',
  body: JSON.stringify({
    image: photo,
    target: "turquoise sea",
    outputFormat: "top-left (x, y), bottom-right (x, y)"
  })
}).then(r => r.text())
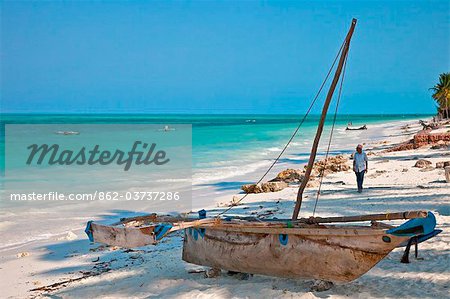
top-left (0, 113), bottom-right (430, 173)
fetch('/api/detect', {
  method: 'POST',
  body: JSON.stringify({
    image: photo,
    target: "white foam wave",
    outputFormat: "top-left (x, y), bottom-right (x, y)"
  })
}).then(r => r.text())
top-left (193, 160), bottom-right (271, 184)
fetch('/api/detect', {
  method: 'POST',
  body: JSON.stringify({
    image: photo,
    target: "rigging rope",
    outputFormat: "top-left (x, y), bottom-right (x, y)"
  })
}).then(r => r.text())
top-left (217, 41), bottom-right (346, 217)
top-left (312, 44), bottom-right (350, 216)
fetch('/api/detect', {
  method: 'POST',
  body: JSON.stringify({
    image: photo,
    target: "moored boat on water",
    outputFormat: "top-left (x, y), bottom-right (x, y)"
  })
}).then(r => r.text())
top-left (346, 125), bottom-right (367, 130)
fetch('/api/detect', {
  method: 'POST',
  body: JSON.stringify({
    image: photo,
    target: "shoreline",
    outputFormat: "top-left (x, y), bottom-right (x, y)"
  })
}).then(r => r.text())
top-left (1, 116), bottom-right (449, 298)
top-left (192, 116), bottom-right (426, 210)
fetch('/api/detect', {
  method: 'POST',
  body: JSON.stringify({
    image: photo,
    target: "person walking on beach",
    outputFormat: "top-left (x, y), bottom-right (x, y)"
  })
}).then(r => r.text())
top-left (353, 144), bottom-right (368, 193)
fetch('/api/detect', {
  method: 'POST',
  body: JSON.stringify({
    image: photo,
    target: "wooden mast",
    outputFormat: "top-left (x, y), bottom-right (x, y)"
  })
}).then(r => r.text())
top-left (292, 18), bottom-right (357, 220)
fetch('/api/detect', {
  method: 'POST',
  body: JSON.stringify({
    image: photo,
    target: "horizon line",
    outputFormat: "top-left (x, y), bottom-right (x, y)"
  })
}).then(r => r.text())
top-left (0, 112), bottom-right (434, 116)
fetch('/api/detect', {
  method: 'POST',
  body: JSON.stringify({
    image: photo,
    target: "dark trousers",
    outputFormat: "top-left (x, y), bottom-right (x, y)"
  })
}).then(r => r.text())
top-left (355, 171), bottom-right (365, 191)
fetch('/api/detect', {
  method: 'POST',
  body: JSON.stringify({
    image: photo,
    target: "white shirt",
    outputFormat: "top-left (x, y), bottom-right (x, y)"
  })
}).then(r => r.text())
top-left (354, 151), bottom-right (368, 172)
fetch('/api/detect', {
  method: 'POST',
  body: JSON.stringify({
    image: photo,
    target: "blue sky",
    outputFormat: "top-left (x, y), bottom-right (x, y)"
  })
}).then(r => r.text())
top-left (1, 1), bottom-right (449, 114)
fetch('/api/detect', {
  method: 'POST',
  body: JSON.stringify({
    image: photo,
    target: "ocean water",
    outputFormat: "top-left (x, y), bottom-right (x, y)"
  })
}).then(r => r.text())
top-left (0, 113), bottom-right (430, 251)
top-left (0, 113), bottom-right (429, 172)
top-left (0, 114), bottom-right (430, 189)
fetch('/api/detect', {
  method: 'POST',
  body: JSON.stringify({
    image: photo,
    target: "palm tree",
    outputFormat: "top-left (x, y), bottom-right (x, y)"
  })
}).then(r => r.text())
top-left (430, 73), bottom-right (450, 119)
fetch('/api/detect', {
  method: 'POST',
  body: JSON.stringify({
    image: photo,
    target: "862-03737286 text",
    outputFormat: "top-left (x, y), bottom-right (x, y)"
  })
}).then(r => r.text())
top-left (8, 191), bottom-right (181, 201)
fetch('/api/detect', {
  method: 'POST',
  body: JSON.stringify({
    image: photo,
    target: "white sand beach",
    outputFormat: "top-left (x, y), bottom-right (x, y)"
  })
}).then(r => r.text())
top-left (1, 118), bottom-right (449, 299)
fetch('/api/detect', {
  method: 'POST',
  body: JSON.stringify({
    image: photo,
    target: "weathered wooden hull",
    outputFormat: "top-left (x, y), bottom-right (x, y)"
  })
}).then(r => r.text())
top-left (85, 211), bottom-right (434, 282)
top-left (182, 226), bottom-right (409, 283)
top-left (88, 222), bottom-right (159, 247)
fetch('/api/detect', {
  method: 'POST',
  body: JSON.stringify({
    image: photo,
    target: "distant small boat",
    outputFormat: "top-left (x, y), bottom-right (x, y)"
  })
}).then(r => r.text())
top-left (346, 125), bottom-right (367, 131)
top-left (55, 131), bottom-right (80, 135)
top-left (245, 119), bottom-right (256, 123)
top-left (158, 125), bottom-right (175, 132)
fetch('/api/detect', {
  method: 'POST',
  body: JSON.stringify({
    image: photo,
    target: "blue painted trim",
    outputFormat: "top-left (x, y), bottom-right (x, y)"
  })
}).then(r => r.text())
top-left (279, 234), bottom-right (288, 246)
top-left (193, 229), bottom-right (199, 240)
top-left (198, 228), bottom-right (206, 238)
top-left (198, 209), bottom-right (207, 219)
top-left (387, 212), bottom-right (436, 237)
top-left (154, 223), bottom-right (173, 241)
top-left (398, 229), bottom-right (442, 247)
top-left (85, 221), bottom-right (94, 242)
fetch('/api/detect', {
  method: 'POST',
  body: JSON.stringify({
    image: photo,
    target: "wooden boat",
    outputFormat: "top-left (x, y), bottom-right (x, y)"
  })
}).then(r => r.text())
top-left (85, 18), bottom-right (441, 283)
top-left (86, 211), bottom-right (438, 282)
top-left (182, 213), bottom-right (433, 282)
top-left (346, 125), bottom-right (367, 130)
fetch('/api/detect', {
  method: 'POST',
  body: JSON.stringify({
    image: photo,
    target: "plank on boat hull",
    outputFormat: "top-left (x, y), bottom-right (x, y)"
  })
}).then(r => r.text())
top-left (182, 227), bottom-right (408, 283)
top-left (90, 223), bottom-right (157, 248)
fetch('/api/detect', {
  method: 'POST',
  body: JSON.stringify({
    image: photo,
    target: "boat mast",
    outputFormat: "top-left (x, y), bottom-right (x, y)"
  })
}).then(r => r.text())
top-left (292, 18), bottom-right (357, 220)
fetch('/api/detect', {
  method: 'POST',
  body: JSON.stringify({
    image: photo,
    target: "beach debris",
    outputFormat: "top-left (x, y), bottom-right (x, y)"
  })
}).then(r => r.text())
top-left (310, 280), bottom-right (334, 292)
top-left (241, 183), bottom-right (261, 193)
top-left (90, 245), bottom-right (107, 252)
top-left (272, 168), bottom-right (305, 183)
top-left (417, 185), bottom-right (431, 189)
top-left (204, 268), bottom-right (221, 278)
top-left (401, 124), bottom-right (411, 130)
top-left (241, 181), bottom-right (287, 193)
top-left (256, 207), bottom-right (279, 218)
top-left (333, 180), bottom-right (346, 185)
top-left (30, 266), bottom-right (111, 293)
top-left (188, 268), bottom-right (207, 274)
top-left (414, 159), bottom-right (432, 168)
top-left (436, 161), bottom-right (450, 168)
top-left (388, 130), bottom-right (450, 152)
top-left (306, 180), bottom-right (320, 188)
top-left (16, 252), bottom-right (30, 258)
top-left (231, 196), bottom-right (241, 205)
top-left (420, 167), bottom-right (435, 172)
top-left (419, 120), bottom-right (440, 130)
top-left (445, 166), bottom-right (450, 183)
top-left (217, 196), bottom-right (244, 207)
top-left (309, 154), bottom-right (350, 177)
top-left (64, 252), bottom-right (79, 258)
top-left (376, 159), bottom-right (389, 164)
top-left (402, 168), bottom-right (409, 172)
top-left (431, 143), bottom-right (449, 149)
top-left (367, 173), bottom-right (377, 178)
top-left (227, 271), bottom-right (251, 280)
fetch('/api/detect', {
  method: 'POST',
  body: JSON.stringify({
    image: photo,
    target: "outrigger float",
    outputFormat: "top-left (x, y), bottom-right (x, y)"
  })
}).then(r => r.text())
top-left (85, 19), bottom-right (441, 283)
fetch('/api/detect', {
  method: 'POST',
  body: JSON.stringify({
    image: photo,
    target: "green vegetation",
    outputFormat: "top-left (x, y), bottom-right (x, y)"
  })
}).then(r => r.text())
top-left (430, 73), bottom-right (450, 119)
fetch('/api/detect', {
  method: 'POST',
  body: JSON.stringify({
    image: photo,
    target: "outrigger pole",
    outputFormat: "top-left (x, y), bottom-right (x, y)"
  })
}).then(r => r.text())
top-left (292, 18), bottom-right (357, 220)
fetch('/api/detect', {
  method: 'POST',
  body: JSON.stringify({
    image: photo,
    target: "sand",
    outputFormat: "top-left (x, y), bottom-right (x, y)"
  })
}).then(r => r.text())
top-left (0, 118), bottom-right (449, 299)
